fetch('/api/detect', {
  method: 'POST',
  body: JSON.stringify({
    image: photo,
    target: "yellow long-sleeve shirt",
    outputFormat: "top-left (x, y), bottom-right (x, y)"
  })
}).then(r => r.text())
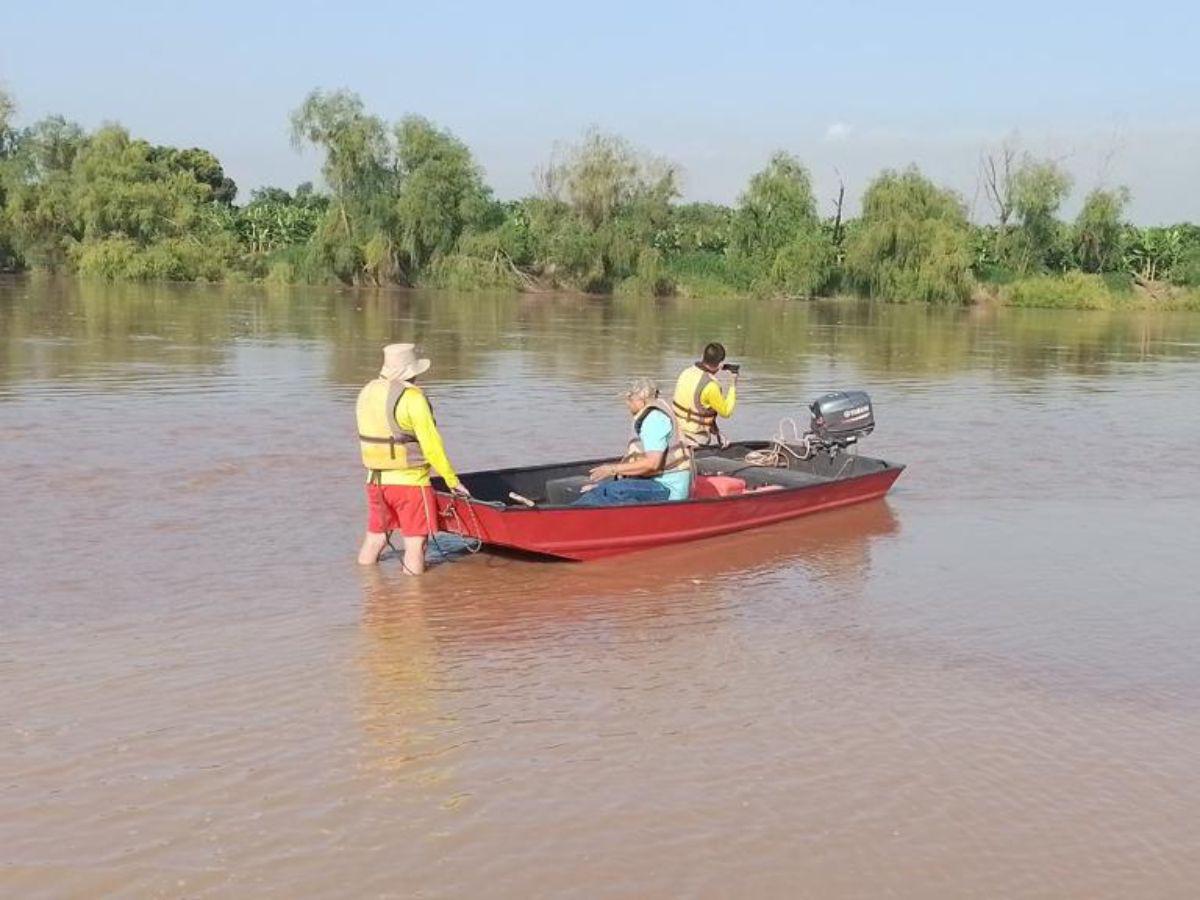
top-left (375, 389), bottom-right (461, 489)
top-left (700, 379), bottom-right (736, 418)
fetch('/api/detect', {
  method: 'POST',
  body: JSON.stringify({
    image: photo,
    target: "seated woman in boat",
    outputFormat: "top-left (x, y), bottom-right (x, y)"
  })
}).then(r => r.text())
top-left (574, 378), bottom-right (694, 506)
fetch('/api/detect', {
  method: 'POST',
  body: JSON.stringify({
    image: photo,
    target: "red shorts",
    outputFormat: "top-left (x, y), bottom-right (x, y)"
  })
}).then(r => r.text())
top-left (366, 484), bottom-right (436, 536)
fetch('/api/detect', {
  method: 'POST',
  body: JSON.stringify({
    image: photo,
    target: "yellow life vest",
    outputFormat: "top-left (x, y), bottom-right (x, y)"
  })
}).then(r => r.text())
top-left (356, 378), bottom-right (429, 472)
top-left (624, 399), bottom-right (693, 476)
top-left (673, 363), bottom-right (720, 445)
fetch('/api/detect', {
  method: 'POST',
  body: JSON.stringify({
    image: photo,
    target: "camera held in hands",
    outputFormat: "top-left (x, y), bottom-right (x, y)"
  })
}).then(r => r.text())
top-left (721, 362), bottom-right (741, 374)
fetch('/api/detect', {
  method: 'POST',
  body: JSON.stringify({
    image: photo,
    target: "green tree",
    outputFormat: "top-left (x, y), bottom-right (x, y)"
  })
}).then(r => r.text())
top-left (4, 166), bottom-right (76, 269)
top-left (290, 89), bottom-right (396, 282)
top-left (729, 152), bottom-right (835, 296)
top-left (729, 152), bottom-right (819, 258)
top-left (289, 90), bottom-right (502, 284)
top-left (69, 126), bottom-right (210, 242)
top-left (3, 114), bottom-right (90, 268)
top-left (393, 115), bottom-right (497, 272)
top-left (539, 128), bottom-right (677, 230)
top-left (154, 146), bottom-right (238, 204)
top-left (21, 116), bottom-right (87, 175)
top-left (1073, 187), bottom-right (1130, 273)
top-left (70, 126), bottom-right (236, 278)
top-left (523, 128), bottom-right (678, 291)
top-left (844, 166), bottom-right (973, 304)
top-left (290, 89), bottom-right (392, 199)
top-left (5, 122), bottom-right (236, 278)
top-left (0, 87), bottom-right (15, 156)
top-left (769, 228), bottom-right (836, 297)
top-left (1009, 158), bottom-right (1072, 273)
top-left (0, 87), bottom-right (18, 267)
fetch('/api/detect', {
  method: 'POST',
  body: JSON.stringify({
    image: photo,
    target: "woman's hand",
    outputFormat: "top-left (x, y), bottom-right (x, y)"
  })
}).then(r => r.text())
top-left (589, 463), bottom-right (616, 482)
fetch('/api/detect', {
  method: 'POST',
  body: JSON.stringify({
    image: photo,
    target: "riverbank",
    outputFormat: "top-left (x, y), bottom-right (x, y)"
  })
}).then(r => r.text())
top-left (660, 265), bottom-right (1200, 311)
top-left (983, 272), bottom-right (1200, 312)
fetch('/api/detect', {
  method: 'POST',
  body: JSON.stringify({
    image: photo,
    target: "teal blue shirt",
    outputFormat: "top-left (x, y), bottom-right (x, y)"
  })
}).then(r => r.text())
top-left (637, 409), bottom-right (692, 501)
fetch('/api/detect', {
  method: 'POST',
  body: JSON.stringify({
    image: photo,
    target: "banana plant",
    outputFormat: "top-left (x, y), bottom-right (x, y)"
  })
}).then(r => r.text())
top-left (1123, 225), bottom-right (1184, 281)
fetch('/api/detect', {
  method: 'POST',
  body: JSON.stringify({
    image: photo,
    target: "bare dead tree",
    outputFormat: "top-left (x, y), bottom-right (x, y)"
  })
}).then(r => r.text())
top-left (1095, 122), bottom-right (1127, 188)
top-left (831, 167), bottom-right (846, 252)
top-left (979, 138), bottom-right (1019, 230)
top-left (532, 137), bottom-right (566, 201)
top-left (533, 161), bottom-right (559, 201)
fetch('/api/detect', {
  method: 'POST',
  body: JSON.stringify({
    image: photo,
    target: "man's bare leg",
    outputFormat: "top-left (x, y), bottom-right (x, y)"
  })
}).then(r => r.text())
top-left (358, 531), bottom-right (387, 565)
top-left (402, 536), bottom-right (427, 575)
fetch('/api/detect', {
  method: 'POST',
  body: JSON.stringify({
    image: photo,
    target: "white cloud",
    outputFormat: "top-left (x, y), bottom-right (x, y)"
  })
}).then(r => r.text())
top-left (824, 122), bottom-right (852, 142)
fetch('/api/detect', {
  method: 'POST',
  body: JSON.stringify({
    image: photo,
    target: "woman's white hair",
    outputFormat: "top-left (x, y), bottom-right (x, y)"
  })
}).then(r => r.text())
top-left (623, 377), bottom-right (660, 401)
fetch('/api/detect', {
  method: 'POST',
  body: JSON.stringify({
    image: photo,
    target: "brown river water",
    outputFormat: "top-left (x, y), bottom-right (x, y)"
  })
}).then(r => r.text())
top-left (2, 277), bottom-right (1200, 898)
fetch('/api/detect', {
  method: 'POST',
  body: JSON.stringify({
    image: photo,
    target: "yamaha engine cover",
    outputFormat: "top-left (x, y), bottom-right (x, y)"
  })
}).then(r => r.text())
top-left (809, 391), bottom-right (874, 445)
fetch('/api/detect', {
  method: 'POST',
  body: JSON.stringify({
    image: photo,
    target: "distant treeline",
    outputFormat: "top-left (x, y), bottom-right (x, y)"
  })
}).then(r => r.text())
top-left (1, 87), bottom-right (1198, 309)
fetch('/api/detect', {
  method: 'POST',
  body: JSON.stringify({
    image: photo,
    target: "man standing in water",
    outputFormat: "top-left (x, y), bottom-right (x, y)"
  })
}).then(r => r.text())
top-left (356, 344), bottom-right (469, 573)
top-left (673, 341), bottom-right (738, 448)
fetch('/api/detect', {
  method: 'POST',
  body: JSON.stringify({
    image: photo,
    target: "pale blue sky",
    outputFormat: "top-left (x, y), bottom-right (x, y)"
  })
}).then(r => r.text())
top-left (3, 0), bottom-right (1198, 221)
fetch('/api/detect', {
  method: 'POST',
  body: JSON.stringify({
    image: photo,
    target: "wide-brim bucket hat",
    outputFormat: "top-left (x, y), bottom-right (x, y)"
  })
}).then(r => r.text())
top-left (380, 343), bottom-right (431, 382)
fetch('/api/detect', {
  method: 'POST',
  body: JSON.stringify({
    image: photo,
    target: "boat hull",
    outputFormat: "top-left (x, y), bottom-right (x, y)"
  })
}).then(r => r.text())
top-left (434, 446), bottom-right (903, 561)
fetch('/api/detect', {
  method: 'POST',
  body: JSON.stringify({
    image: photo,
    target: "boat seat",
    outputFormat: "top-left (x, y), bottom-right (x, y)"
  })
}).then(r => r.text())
top-left (740, 467), bottom-right (829, 489)
top-left (544, 475), bottom-right (592, 505)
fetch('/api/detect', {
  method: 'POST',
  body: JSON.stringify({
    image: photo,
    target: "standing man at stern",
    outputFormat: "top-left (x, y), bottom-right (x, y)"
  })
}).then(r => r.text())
top-left (673, 341), bottom-right (738, 448)
top-left (356, 343), bottom-right (469, 573)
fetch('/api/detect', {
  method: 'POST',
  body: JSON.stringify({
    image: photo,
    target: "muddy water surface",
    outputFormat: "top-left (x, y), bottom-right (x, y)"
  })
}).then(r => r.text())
top-left (2, 278), bottom-right (1200, 897)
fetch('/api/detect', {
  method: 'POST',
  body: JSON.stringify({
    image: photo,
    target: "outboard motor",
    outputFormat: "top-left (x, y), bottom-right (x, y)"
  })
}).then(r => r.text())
top-left (743, 390), bottom-right (877, 467)
top-left (808, 391), bottom-right (874, 449)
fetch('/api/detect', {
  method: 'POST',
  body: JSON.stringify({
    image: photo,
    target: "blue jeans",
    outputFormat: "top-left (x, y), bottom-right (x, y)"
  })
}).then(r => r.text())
top-left (573, 477), bottom-right (670, 507)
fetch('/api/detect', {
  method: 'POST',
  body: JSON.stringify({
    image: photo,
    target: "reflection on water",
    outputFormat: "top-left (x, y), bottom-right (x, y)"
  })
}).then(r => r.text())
top-left (3, 276), bottom-right (1199, 399)
top-left (360, 502), bottom-right (898, 650)
top-left (357, 571), bottom-right (450, 781)
top-left (3, 274), bottom-right (1200, 897)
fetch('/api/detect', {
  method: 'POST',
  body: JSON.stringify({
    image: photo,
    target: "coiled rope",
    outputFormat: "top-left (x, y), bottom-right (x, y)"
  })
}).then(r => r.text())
top-left (743, 418), bottom-right (820, 467)
top-left (433, 494), bottom-right (484, 557)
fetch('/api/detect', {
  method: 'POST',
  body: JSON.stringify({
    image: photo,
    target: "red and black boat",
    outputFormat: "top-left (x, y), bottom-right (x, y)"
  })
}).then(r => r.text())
top-left (433, 441), bottom-right (903, 561)
top-left (431, 390), bottom-right (902, 561)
